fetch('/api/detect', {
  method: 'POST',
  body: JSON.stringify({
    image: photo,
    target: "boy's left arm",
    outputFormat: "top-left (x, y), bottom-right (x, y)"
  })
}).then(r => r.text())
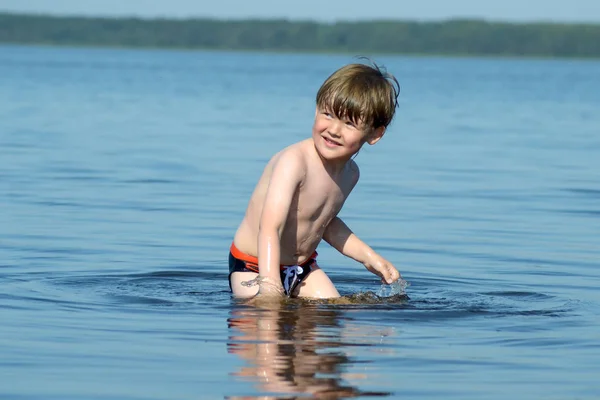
top-left (323, 217), bottom-right (400, 284)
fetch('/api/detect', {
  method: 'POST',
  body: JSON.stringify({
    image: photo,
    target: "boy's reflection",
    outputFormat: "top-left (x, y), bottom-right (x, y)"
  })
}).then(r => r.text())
top-left (227, 301), bottom-right (391, 399)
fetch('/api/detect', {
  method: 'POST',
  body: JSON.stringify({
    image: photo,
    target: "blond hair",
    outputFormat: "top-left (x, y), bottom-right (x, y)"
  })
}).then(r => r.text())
top-left (316, 61), bottom-right (400, 130)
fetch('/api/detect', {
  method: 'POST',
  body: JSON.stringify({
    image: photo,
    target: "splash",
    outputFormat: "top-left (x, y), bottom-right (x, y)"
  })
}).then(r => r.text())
top-left (241, 276), bottom-right (410, 305)
top-left (376, 278), bottom-right (409, 298)
top-left (336, 279), bottom-right (410, 305)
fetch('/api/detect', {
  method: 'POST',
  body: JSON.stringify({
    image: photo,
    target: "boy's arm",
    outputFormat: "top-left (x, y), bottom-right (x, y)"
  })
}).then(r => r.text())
top-left (257, 152), bottom-right (305, 296)
top-left (323, 217), bottom-right (400, 284)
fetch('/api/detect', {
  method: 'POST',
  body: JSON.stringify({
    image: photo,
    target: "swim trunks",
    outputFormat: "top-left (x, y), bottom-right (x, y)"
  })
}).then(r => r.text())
top-left (228, 242), bottom-right (317, 297)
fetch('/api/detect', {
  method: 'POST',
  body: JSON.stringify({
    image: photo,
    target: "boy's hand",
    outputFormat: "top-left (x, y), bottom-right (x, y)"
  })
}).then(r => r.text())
top-left (364, 253), bottom-right (401, 284)
top-left (257, 277), bottom-right (285, 297)
top-left (244, 278), bottom-right (285, 307)
top-left (246, 292), bottom-right (285, 308)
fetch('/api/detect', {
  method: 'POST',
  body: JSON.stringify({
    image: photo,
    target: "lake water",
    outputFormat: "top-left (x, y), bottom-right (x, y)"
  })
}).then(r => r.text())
top-left (1, 45), bottom-right (599, 399)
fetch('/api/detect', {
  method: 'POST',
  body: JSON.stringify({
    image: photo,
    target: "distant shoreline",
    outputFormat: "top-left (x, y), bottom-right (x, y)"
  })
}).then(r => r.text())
top-left (1, 12), bottom-right (599, 59)
top-left (4, 42), bottom-right (599, 63)
top-left (2, 10), bottom-right (599, 25)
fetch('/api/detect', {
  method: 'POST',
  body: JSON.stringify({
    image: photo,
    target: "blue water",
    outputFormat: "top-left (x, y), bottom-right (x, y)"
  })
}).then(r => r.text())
top-left (1, 45), bottom-right (599, 399)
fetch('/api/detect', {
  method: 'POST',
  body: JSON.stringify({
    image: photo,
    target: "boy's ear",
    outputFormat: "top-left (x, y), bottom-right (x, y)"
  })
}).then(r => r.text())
top-left (366, 126), bottom-right (386, 145)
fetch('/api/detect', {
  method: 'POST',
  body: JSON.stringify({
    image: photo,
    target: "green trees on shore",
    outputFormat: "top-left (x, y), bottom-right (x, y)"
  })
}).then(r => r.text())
top-left (1, 12), bottom-right (599, 58)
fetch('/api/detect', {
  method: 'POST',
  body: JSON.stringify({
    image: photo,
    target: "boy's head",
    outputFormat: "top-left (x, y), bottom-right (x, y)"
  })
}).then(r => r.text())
top-left (316, 60), bottom-right (400, 133)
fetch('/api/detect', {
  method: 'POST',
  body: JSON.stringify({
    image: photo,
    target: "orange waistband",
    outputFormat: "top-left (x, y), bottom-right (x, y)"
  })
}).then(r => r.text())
top-left (229, 242), bottom-right (317, 268)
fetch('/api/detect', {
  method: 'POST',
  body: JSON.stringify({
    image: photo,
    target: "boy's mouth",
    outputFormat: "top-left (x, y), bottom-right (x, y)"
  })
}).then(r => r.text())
top-left (323, 136), bottom-right (341, 146)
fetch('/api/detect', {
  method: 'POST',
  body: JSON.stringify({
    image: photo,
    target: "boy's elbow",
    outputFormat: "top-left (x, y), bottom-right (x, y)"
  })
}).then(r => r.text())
top-left (322, 218), bottom-right (337, 242)
top-left (323, 218), bottom-right (351, 251)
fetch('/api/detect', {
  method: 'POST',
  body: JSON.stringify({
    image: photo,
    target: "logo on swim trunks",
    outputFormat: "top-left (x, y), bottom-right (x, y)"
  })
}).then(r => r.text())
top-left (283, 265), bottom-right (303, 296)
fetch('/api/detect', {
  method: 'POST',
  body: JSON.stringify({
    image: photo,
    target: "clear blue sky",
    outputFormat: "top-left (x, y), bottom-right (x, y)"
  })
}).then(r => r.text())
top-left (1, 0), bottom-right (600, 23)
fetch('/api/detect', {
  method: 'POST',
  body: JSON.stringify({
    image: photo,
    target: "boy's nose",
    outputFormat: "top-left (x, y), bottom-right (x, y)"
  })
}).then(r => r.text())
top-left (328, 120), bottom-right (342, 136)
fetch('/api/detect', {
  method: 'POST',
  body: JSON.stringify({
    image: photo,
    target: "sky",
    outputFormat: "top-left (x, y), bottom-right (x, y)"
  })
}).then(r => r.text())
top-left (1, 0), bottom-right (600, 23)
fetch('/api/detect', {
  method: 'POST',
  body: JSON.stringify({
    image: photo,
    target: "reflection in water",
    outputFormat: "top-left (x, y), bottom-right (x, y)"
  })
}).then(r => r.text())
top-left (226, 300), bottom-right (393, 399)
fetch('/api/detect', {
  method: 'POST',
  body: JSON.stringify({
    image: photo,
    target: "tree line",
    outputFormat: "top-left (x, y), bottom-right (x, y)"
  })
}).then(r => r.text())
top-left (1, 12), bottom-right (599, 58)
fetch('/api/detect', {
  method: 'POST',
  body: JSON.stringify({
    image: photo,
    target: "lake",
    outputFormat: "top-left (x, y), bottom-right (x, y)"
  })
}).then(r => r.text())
top-left (0, 45), bottom-right (599, 399)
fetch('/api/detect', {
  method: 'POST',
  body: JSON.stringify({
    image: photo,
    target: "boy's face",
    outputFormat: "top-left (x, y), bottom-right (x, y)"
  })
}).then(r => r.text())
top-left (312, 107), bottom-right (384, 161)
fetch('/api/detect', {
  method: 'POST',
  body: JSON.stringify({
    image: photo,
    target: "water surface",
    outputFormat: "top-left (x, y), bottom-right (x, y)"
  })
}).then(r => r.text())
top-left (1, 45), bottom-right (599, 399)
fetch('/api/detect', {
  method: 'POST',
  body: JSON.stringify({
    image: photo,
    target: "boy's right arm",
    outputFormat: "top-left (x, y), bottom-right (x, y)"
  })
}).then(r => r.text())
top-left (257, 152), bottom-right (305, 297)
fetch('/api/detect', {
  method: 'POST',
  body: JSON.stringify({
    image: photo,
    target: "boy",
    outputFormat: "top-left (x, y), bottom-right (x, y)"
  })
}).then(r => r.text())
top-left (229, 61), bottom-right (401, 299)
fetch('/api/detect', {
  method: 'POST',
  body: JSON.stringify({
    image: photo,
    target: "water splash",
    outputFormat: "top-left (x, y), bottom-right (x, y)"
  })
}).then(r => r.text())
top-left (377, 278), bottom-right (409, 298)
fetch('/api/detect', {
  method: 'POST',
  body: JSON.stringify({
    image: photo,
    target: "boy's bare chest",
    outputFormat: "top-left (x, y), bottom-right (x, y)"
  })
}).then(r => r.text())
top-left (295, 177), bottom-right (349, 221)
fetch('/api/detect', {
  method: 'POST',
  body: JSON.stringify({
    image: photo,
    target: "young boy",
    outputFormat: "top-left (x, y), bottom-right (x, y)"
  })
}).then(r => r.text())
top-left (229, 61), bottom-right (401, 299)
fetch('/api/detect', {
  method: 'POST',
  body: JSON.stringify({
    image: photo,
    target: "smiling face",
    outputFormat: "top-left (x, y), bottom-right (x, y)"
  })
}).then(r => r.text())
top-left (311, 106), bottom-right (384, 162)
top-left (311, 63), bottom-right (399, 163)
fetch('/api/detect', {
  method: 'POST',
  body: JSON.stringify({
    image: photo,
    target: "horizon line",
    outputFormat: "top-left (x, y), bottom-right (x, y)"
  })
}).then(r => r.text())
top-left (1, 10), bottom-right (599, 26)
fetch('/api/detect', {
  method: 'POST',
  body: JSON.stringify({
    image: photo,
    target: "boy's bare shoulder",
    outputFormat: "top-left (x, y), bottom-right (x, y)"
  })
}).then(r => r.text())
top-left (283, 139), bottom-right (311, 155)
top-left (347, 159), bottom-right (360, 184)
top-left (268, 140), bottom-right (311, 177)
top-left (275, 140), bottom-right (314, 163)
